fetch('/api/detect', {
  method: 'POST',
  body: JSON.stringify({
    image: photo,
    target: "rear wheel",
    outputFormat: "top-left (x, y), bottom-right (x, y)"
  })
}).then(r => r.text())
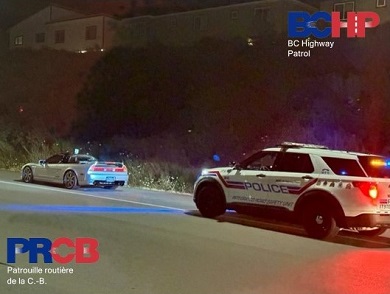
top-left (22, 166), bottom-right (33, 183)
top-left (302, 201), bottom-right (339, 239)
top-left (63, 170), bottom-right (78, 189)
top-left (357, 227), bottom-right (387, 237)
top-left (196, 185), bottom-right (226, 218)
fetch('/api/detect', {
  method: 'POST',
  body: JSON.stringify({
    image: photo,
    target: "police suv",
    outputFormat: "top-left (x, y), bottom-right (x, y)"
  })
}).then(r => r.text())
top-left (193, 142), bottom-right (390, 239)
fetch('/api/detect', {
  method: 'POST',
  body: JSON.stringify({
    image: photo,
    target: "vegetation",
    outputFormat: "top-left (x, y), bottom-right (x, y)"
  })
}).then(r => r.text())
top-left (1, 27), bottom-right (390, 192)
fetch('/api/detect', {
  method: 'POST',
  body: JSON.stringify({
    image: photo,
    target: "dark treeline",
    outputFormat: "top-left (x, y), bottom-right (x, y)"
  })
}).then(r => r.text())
top-left (1, 27), bottom-right (390, 166)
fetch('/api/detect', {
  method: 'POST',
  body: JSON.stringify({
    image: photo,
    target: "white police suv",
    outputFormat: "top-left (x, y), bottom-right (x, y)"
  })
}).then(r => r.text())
top-left (193, 142), bottom-right (390, 239)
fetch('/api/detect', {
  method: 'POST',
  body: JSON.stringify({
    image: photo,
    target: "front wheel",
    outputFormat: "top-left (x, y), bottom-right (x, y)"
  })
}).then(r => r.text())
top-left (22, 166), bottom-right (34, 183)
top-left (195, 185), bottom-right (226, 218)
top-left (357, 227), bottom-right (387, 237)
top-left (63, 170), bottom-right (78, 189)
top-left (302, 202), bottom-right (339, 239)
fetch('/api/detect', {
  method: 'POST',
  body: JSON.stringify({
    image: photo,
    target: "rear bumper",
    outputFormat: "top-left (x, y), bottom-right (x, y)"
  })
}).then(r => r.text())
top-left (84, 173), bottom-right (128, 187)
top-left (92, 180), bottom-right (126, 186)
top-left (345, 213), bottom-right (390, 227)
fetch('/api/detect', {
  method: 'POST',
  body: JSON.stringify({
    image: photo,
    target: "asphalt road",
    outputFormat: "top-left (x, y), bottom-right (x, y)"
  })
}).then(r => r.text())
top-left (1, 170), bottom-right (390, 294)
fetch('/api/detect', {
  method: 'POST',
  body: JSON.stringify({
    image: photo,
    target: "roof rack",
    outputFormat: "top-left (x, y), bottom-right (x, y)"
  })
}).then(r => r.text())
top-left (278, 142), bottom-right (329, 150)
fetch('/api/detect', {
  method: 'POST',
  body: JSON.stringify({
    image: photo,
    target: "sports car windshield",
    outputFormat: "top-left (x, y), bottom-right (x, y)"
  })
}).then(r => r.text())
top-left (358, 156), bottom-right (390, 178)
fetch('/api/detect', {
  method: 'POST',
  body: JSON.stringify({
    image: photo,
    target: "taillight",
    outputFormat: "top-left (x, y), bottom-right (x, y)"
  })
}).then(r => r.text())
top-left (89, 165), bottom-right (104, 172)
top-left (353, 182), bottom-right (379, 199)
top-left (114, 166), bottom-right (127, 173)
top-left (89, 164), bottom-right (127, 173)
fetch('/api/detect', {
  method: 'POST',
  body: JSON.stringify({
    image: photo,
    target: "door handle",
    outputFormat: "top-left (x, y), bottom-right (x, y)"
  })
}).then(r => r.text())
top-left (302, 175), bottom-right (313, 180)
top-left (256, 174), bottom-right (266, 178)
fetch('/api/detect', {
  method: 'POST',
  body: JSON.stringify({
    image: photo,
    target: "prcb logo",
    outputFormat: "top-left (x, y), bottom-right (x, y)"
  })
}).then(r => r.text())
top-left (288, 11), bottom-right (380, 38)
top-left (7, 237), bottom-right (99, 264)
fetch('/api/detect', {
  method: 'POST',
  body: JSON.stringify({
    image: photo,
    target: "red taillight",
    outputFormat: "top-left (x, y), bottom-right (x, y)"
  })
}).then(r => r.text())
top-left (89, 164), bottom-right (127, 173)
top-left (369, 186), bottom-right (378, 199)
top-left (89, 165), bottom-right (104, 172)
top-left (353, 182), bottom-right (379, 199)
top-left (114, 166), bottom-right (127, 173)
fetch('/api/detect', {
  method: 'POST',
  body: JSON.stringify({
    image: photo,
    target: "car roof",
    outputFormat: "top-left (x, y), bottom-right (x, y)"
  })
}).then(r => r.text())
top-left (263, 147), bottom-right (379, 158)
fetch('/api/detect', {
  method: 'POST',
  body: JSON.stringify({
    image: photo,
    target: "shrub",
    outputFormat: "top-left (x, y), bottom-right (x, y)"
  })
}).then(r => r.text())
top-left (126, 159), bottom-right (197, 193)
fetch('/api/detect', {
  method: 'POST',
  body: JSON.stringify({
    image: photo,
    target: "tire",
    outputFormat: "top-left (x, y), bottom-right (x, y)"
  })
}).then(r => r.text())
top-left (22, 166), bottom-right (34, 183)
top-left (302, 201), bottom-right (339, 239)
top-left (63, 170), bottom-right (78, 189)
top-left (357, 227), bottom-right (387, 237)
top-left (196, 185), bottom-right (226, 218)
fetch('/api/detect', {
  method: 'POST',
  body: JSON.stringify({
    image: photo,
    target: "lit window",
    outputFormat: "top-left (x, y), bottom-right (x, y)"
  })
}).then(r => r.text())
top-left (86, 26), bottom-right (97, 40)
top-left (333, 2), bottom-right (355, 20)
top-left (377, 0), bottom-right (386, 7)
top-left (35, 33), bottom-right (45, 43)
top-left (14, 35), bottom-right (23, 46)
top-left (55, 30), bottom-right (65, 43)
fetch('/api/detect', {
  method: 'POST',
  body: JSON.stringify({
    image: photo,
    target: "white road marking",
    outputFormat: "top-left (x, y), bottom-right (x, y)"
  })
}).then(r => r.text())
top-left (0, 180), bottom-right (186, 211)
top-left (1, 180), bottom-right (389, 246)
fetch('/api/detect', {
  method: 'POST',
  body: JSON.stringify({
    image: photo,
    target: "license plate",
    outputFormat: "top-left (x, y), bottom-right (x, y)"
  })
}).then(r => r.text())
top-left (106, 177), bottom-right (115, 183)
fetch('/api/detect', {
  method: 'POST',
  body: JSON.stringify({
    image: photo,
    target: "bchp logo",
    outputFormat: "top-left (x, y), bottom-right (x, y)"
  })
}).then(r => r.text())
top-left (288, 11), bottom-right (380, 38)
top-left (7, 237), bottom-right (99, 264)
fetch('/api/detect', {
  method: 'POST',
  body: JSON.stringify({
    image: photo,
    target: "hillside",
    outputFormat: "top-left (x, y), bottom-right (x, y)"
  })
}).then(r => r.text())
top-left (0, 49), bottom-right (101, 137)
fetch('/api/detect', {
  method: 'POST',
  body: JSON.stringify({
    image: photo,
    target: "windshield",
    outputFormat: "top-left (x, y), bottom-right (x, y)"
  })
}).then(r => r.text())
top-left (358, 156), bottom-right (390, 178)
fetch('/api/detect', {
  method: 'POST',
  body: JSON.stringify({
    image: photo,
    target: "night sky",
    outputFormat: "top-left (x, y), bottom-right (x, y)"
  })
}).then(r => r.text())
top-left (0, 0), bottom-right (322, 29)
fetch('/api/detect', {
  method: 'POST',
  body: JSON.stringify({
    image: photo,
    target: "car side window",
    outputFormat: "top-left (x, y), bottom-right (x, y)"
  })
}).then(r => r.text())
top-left (244, 152), bottom-right (278, 171)
top-left (68, 156), bottom-right (77, 163)
top-left (274, 152), bottom-right (314, 173)
top-left (45, 154), bottom-right (64, 164)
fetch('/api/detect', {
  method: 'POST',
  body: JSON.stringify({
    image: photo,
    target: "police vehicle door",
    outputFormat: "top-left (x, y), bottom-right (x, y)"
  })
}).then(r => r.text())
top-left (226, 151), bottom-right (279, 205)
top-left (260, 152), bottom-right (317, 211)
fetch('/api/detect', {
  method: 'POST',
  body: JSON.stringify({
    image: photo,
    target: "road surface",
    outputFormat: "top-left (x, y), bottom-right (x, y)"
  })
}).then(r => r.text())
top-left (0, 170), bottom-right (389, 294)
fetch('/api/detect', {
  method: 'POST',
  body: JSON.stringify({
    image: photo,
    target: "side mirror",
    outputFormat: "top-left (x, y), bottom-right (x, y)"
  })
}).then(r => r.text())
top-left (39, 160), bottom-right (46, 166)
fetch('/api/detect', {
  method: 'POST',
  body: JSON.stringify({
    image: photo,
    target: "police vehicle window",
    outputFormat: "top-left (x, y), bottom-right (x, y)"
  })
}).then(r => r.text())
top-left (45, 154), bottom-right (64, 164)
top-left (322, 157), bottom-right (366, 177)
top-left (358, 156), bottom-right (390, 178)
top-left (276, 153), bottom-right (314, 173)
top-left (245, 152), bottom-right (277, 170)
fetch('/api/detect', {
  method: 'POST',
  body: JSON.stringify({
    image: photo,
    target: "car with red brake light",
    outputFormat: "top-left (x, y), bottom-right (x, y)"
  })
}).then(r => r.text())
top-left (21, 152), bottom-right (128, 190)
top-left (194, 142), bottom-right (390, 239)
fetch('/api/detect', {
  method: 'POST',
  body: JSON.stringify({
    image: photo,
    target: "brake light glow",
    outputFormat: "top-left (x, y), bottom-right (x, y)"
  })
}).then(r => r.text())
top-left (353, 182), bottom-right (379, 199)
top-left (368, 185), bottom-right (378, 199)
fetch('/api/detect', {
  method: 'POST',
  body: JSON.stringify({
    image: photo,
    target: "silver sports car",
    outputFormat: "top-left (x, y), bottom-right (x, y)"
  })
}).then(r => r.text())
top-left (21, 153), bottom-right (129, 189)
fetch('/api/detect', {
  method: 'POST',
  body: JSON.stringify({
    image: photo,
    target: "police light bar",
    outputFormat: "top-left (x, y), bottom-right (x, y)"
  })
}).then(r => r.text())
top-left (278, 142), bottom-right (329, 149)
top-left (370, 159), bottom-right (390, 167)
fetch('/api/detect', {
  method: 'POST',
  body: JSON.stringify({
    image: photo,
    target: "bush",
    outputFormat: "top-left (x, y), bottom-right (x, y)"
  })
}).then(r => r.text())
top-left (126, 159), bottom-right (197, 193)
top-left (0, 129), bottom-right (73, 170)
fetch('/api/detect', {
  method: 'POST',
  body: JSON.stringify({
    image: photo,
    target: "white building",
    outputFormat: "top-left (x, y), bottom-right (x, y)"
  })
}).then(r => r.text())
top-left (8, 5), bottom-right (119, 52)
top-left (8, 0), bottom-right (317, 51)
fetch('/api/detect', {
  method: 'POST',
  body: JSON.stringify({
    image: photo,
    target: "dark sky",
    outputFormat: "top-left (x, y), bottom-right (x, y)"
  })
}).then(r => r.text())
top-left (0, 0), bottom-right (322, 29)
